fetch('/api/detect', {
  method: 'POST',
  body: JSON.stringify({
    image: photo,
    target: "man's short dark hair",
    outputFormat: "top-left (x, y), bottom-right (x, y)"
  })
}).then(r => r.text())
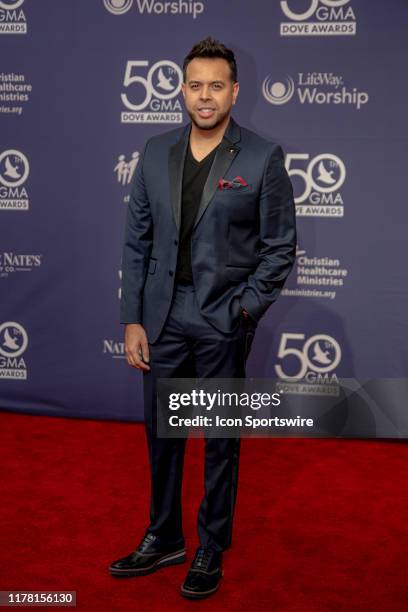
top-left (183, 37), bottom-right (238, 83)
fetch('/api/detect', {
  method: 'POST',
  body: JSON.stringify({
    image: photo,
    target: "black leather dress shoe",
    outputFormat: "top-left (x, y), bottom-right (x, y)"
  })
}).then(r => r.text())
top-left (109, 532), bottom-right (186, 577)
top-left (180, 546), bottom-right (223, 599)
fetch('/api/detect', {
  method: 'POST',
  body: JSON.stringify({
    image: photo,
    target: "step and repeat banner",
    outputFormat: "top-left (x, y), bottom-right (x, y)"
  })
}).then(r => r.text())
top-left (1, 1), bottom-right (407, 433)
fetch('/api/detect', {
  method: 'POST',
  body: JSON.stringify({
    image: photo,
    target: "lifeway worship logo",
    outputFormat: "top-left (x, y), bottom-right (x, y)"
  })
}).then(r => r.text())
top-left (0, 321), bottom-right (28, 379)
top-left (275, 332), bottom-right (341, 396)
top-left (0, 251), bottom-right (42, 278)
top-left (0, 149), bottom-right (30, 210)
top-left (103, 0), bottom-right (204, 19)
top-left (121, 60), bottom-right (183, 124)
top-left (285, 152), bottom-right (346, 217)
top-left (281, 246), bottom-right (348, 301)
top-left (280, 0), bottom-right (356, 37)
top-left (0, 0), bottom-right (27, 34)
top-left (262, 72), bottom-right (368, 110)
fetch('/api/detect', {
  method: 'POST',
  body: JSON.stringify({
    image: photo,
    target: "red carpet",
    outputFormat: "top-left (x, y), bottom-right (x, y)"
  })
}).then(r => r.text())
top-left (0, 411), bottom-right (407, 611)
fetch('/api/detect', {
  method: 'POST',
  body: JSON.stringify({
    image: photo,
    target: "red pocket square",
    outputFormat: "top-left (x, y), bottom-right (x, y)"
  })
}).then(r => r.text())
top-left (218, 176), bottom-right (248, 190)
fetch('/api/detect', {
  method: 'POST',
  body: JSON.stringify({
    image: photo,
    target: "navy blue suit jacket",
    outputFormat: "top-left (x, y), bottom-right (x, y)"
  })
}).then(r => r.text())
top-left (120, 117), bottom-right (296, 343)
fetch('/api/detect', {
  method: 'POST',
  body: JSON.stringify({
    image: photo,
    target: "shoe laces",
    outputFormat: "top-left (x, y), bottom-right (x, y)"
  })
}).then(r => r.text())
top-left (193, 547), bottom-right (213, 571)
top-left (138, 532), bottom-right (155, 551)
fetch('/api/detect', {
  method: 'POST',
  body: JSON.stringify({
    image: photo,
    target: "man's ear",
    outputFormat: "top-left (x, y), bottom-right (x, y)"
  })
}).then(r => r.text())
top-left (232, 81), bottom-right (239, 104)
top-left (181, 83), bottom-right (186, 99)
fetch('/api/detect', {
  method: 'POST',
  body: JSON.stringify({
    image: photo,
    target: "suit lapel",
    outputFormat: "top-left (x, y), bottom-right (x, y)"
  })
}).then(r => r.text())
top-left (168, 123), bottom-right (190, 232)
top-left (168, 117), bottom-right (242, 232)
top-left (193, 117), bottom-right (241, 229)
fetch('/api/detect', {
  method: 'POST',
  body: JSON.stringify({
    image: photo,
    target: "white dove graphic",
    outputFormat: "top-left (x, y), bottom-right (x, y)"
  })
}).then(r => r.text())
top-left (3, 328), bottom-right (20, 350)
top-left (156, 68), bottom-right (174, 91)
top-left (311, 341), bottom-right (332, 365)
top-left (4, 157), bottom-right (21, 179)
top-left (316, 161), bottom-right (336, 185)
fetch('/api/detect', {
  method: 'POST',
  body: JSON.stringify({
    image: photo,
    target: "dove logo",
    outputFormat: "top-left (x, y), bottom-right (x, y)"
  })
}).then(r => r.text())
top-left (103, 0), bottom-right (133, 14)
top-left (0, 149), bottom-right (30, 210)
top-left (121, 60), bottom-right (183, 124)
top-left (285, 153), bottom-right (346, 217)
top-left (280, 0), bottom-right (356, 37)
top-left (275, 332), bottom-right (341, 393)
top-left (316, 160), bottom-right (336, 185)
top-left (0, 0), bottom-right (27, 34)
top-left (0, 321), bottom-right (28, 379)
top-left (307, 336), bottom-right (341, 372)
top-left (0, 149), bottom-right (29, 187)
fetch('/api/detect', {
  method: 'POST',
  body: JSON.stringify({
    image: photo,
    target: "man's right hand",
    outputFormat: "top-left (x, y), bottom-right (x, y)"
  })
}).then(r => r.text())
top-left (124, 324), bottom-right (150, 371)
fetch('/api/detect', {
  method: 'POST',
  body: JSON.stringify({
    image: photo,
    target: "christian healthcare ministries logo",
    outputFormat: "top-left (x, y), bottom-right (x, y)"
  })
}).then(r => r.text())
top-left (280, 0), bottom-right (356, 36)
top-left (0, 0), bottom-right (27, 34)
top-left (0, 149), bottom-right (30, 210)
top-left (262, 72), bottom-right (368, 110)
top-left (121, 60), bottom-right (183, 124)
top-left (0, 321), bottom-right (28, 379)
top-left (285, 152), bottom-right (346, 217)
top-left (0, 72), bottom-right (33, 115)
top-left (114, 152), bottom-right (139, 186)
top-left (114, 152), bottom-right (140, 203)
top-left (274, 332), bottom-right (341, 396)
top-left (103, 0), bottom-right (204, 19)
top-left (281, 246), bottom-right (349, 301)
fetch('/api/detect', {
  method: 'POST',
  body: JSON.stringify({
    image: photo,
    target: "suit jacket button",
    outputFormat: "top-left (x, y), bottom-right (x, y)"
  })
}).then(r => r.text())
top-left (169, 270), bottom-right (174, 276)
top-left (174, 240), bottom-right (178, 246)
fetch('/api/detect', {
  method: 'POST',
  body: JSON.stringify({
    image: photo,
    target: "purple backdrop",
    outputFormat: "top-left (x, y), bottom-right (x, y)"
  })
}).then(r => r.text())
top-left (1, 1), bottom-right (407, 434)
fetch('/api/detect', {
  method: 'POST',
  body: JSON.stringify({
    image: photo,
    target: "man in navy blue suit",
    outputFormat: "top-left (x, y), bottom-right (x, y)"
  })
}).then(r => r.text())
top-left (109, 37), bottom-right (296, 599)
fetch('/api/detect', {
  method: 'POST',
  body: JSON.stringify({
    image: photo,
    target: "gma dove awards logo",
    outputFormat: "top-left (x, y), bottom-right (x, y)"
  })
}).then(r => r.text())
top-left (0, 149), bottom-right (30, 210)
top-left (0, 321), bottom-right (28, 379)
top-left (275, 332), bottom-right (341, 396)
top-left (0, 0), bottom-right (27, 34)
top-left (121, 60), bottom-right (183, 124)
top-left (280, 0), bottom-right (356, 36)
top-left (285, 152), bottom-right (346, 217)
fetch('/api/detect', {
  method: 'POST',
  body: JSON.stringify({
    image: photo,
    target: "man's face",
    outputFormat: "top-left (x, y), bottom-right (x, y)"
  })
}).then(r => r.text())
top-left (182, 57), bottom-right (239, 130)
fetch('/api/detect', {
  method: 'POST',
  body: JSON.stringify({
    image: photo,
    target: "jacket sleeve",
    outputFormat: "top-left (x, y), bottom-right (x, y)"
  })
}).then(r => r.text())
top-left (119, 141), bottom-right (153, 324)
top-left (240, 143), bottom-right (297, 322)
